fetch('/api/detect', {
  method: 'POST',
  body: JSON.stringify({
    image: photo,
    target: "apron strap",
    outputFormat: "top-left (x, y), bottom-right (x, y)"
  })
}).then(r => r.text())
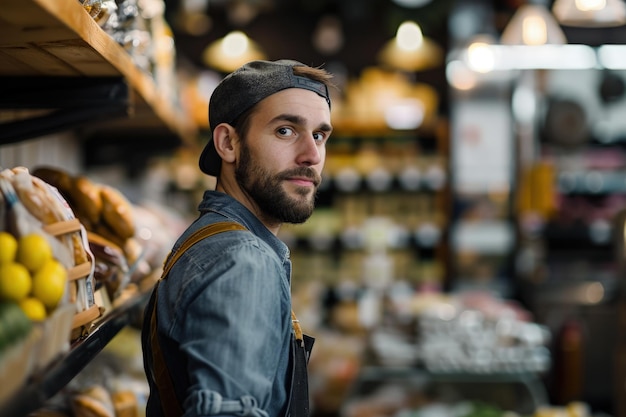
top-left (150, 285), bottom-right (184, 417)
top-left (151, 221), bottom-right (246, 417)
top-left (161, 221), bottom-right (248, 279)
top-left (150, 221), bottom-right (311, 417)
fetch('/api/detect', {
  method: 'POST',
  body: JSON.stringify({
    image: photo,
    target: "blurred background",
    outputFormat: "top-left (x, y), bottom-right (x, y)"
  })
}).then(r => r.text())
top-left (3, 0), bottom-right (626, 416)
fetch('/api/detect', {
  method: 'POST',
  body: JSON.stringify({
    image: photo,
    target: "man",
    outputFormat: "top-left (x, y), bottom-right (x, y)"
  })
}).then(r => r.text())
top-left (142, 60), bottom-right (334, 417)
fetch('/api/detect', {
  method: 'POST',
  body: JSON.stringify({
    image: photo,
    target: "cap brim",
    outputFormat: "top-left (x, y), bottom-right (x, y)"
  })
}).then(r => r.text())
top-left (199, 139), bottom-right (221, 176)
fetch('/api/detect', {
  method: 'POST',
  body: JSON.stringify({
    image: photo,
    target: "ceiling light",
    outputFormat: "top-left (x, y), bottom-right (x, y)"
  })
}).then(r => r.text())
top-left (467, 40), bottom-right (496, 73)
top-left (552, 0), bottom-right (626, 27)
top-left (378, 21), bottom-right (443, 71)
top-left (396, 21), bottom-right (424, 50)
top-left (202, 31), bottom-right (266, 72)
top-left (500, 4), bottom-right (567, 45)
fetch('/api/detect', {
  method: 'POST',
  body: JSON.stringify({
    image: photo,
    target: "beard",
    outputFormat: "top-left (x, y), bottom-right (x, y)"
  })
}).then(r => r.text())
top-left (235, 142), bottom-right (321, 224)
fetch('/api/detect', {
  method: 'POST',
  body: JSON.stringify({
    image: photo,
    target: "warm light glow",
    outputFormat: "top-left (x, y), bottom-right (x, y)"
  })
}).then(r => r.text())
top-left (446, 60), bottom-right (478, 90)
top-left (396, 21), bottom-right (424, 51)
top-left (583, 282), bottom-right (605, 304)
top-left (522, 16), bottom-right (548, 45)
top-left (501, 5), bottom-right (566, 45)
top-left (221, 31), bottom-right (249, 57)
top-left (202, 30), bottom-right (266, 72)
top-left (553, 0), bottom-right (626, 27)
top-left (576, 0), bottom-right (606, 11)
top-left (377, 20), bottom-right (443, 71)
top-left (467, 42), bottom-right (495, 73)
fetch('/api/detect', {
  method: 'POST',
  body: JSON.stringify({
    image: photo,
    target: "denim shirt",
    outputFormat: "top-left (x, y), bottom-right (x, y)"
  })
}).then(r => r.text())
top-left (142, 190), bottom-right (293, 417)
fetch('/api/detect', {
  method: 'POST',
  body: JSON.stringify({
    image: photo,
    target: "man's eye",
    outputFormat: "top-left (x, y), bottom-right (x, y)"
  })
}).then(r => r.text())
top-left (277, 127), bottom-right (294, 136)
top-left (313, 132), bottom-right (327, 142)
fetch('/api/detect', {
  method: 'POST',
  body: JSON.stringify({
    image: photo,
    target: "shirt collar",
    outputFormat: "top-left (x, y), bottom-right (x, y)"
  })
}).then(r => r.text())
top-left (198, 190), bottom-right (291, 264)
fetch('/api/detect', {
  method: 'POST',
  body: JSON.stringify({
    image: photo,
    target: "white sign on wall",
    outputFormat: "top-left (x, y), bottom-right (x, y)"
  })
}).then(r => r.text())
top-left (452, 99), bottom-right (514, 193)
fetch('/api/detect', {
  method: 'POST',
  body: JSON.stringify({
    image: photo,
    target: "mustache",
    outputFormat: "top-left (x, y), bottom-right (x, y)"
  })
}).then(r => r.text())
top-left (279, 167), bottom-right (322, 186)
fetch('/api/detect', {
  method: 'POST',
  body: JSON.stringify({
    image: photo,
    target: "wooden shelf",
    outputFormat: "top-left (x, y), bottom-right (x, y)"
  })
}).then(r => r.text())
top-left (0, 0), bottom-right (198, 147)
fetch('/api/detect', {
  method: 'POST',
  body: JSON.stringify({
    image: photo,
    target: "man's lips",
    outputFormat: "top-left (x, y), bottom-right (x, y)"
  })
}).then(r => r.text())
top-left (287, 176), bottom-right (318, 187)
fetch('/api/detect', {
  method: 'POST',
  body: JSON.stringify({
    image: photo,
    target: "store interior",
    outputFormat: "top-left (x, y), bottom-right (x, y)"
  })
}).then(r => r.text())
top-left (2, 0), bottom-right (626, 416)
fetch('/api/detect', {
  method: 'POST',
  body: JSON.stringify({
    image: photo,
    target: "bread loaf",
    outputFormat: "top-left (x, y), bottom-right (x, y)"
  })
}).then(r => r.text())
top-left (112, 391), bottom-right (139, 417)
top-left (100, 185), bottom-right (135, 240)
top-left (71, 386), bottom-right (115, 417)
top-left (71, 176), bottom-right (103, 226)
top-left (31, 166), bottom-right (74, 197)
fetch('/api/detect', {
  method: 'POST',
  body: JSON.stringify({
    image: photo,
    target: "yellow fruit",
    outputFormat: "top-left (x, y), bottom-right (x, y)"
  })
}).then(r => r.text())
top-left (0, 262), bottom-right (32, 302)
top-left (16, 233), bottom-right (53, 272)
top-left (32, 259), bottom-right (67, 309)
top-left (19, 297), bottom-right (47, 321)
top-left (0, 232), bottom-right (18, 264)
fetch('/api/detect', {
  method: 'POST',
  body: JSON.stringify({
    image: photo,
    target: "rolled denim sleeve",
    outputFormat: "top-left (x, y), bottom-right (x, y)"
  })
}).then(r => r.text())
top-left (166, 235), bottom-right (292, 417)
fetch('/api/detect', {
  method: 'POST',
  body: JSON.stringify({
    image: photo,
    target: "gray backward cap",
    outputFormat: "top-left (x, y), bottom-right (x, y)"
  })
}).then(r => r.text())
top-left (199, 59), bottom-right (331, 176)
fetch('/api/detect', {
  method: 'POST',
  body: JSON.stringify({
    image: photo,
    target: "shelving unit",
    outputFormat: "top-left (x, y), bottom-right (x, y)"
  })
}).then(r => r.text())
top-left (0, 0), bottom-right (198, 147)
top-left (0, 290), bottom-right (150, 417)
top-left (0, 0), bottom-right (194, 415)
top-left (345, 366), bottom-right (548, 416)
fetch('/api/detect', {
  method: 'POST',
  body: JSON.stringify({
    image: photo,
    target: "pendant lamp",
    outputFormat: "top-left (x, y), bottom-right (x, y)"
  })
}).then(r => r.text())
top-left (501, 4), bottom-right (567, 45)
top-left (552, 0), bottom-right (626, 28)
top-left (202, 31), bottom-right (266, 72)
top-left (378, 21), bottom-right (443, 71)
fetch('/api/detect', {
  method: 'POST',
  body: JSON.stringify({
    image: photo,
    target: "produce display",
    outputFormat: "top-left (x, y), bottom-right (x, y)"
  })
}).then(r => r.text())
top-left (0, 165), bottom-right (160, 406)
top-left (0, 231), bottom-right (67, 320)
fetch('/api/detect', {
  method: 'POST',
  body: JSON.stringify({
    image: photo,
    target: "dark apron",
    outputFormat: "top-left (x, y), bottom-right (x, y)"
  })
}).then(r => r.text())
top-left (145, 221), bottom-right (314, 417)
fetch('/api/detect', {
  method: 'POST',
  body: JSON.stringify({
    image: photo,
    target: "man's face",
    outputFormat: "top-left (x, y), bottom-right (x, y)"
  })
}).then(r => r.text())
top-left (235, 88), bottom-right (332, 224)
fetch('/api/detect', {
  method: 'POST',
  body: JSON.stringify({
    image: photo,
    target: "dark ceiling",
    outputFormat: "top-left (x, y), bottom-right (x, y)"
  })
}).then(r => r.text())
top-left (165, 0), bottom-right (454, 76)
top-left (162, 0), bottom-right (626, 117)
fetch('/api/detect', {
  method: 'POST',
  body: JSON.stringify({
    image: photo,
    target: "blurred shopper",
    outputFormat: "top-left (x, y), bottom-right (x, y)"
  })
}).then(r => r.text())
top-left (142, 60), bottom-right (334, 417)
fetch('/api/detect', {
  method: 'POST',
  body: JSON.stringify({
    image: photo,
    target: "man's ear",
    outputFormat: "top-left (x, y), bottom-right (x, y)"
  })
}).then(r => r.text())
top-left (212, 123), bottom-right (238, 165)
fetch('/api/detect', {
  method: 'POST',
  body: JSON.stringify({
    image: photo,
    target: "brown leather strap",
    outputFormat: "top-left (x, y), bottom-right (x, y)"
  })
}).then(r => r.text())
top-left (151, 221), bottom-right (246, 417)
top-left (161, 221), bottom-right (248, 279)
top-left (150, 286), bottom-right (183, 417)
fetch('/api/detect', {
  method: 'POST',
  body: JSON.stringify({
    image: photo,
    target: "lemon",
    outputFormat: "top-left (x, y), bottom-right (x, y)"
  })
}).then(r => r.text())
top-left (0, 262), bottom-right (32, 302)
top-left (16, 233), bottom-right (53, 273)
top-left (0, 232), bottom-right (18, 264)
top-left (19, 297), bottom-right (47, 321)
top-left (32, 259), bottom-right (67, 309)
